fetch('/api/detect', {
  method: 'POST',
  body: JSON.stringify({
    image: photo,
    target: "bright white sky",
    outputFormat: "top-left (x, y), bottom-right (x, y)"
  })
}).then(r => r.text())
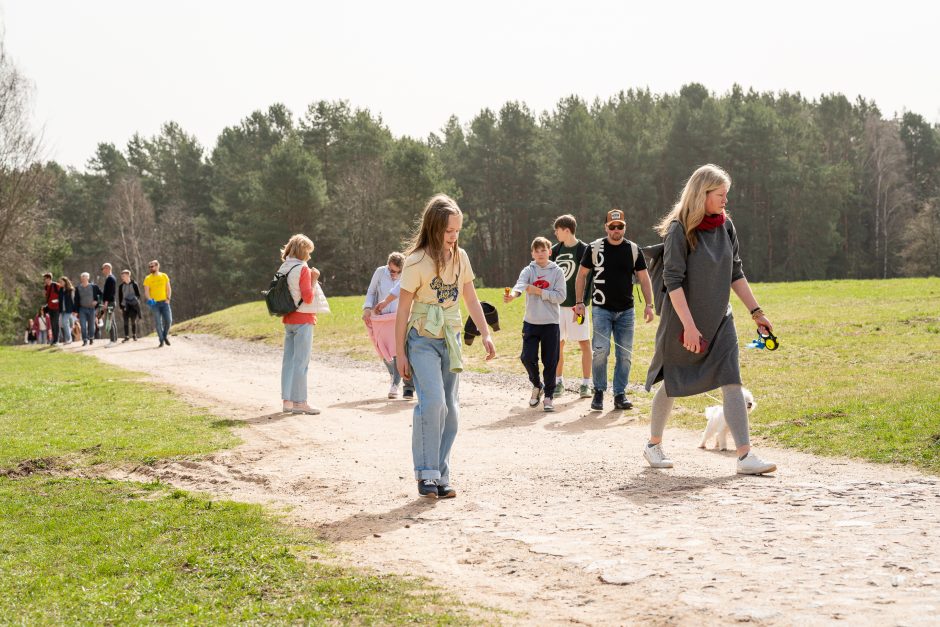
top-left (3, 0), bottom-right (939, 170)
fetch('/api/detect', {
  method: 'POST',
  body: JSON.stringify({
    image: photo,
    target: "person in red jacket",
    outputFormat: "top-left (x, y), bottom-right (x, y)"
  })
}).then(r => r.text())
top-left (33, 308), bottom-right (51, 345)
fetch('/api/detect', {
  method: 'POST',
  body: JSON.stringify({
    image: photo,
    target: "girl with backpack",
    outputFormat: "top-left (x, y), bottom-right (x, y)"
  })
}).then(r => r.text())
top-left (643, 164), bottom-right (777, 476)
top-left (395, 194), bottom-right (496, 499)
top-left (118, 270), bottom-right (142, 341)
top-left (277, 234), bottom-right (321, 415)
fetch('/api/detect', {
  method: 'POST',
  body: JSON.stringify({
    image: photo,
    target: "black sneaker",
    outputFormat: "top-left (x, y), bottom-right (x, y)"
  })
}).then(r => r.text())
top-left (614, 394), bottom-right (633, 410)
top-left (403, 388), bottom-right (415, 400)
top-left (437, 484), bottom-right (457, 499)
top-left (164, 337), bottom-right (171, 346)
top-left (591, 390), bottom-right (603, 411)
top-left (158, 341), bottom-right (164, 348)
top-left (418, 480), bottom-right (438, 499)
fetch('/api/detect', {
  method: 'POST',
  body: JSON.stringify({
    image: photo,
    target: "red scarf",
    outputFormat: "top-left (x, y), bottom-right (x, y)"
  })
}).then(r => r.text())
top-left (697, 211), bottom-right (726, 231)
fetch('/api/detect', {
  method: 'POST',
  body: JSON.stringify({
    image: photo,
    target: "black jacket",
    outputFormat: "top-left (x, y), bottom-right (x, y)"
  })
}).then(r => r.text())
top-left (118, 281), bottom-right (141, 309)
top-left (60, 288), bottom-right (76, 314)
top-left (102, 274), bottom-right (117, 304)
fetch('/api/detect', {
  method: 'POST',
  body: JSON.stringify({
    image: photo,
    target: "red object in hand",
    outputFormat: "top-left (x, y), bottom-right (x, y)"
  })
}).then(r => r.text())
top-left (679, 331), bottom-right (708, 352)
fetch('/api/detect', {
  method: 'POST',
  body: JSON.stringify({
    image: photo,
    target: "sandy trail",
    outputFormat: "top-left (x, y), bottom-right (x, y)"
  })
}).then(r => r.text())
top-left (81, 334), bottom-right (939, 625)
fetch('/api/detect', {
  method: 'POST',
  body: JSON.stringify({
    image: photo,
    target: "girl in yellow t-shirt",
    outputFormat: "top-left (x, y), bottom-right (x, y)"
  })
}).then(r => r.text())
top-left (395, 194), bottom-right (496, 499)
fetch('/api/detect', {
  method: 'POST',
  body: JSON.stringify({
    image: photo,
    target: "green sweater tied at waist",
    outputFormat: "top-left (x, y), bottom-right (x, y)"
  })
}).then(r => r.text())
top-left (408, 301), bottom-right (464, 372)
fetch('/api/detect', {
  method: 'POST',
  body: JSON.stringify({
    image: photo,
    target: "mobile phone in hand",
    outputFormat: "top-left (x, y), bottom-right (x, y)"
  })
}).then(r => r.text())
top-left (678, 331), bottom-right (708, 352)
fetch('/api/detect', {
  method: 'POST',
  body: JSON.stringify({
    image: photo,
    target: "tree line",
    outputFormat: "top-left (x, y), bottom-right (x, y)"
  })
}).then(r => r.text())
top-left (3, 51), bottom-right (939, 342)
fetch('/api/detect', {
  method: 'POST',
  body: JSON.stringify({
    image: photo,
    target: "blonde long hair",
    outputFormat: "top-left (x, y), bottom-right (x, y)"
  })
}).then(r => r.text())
top-left (655, 164), bottom-right (731, 250)
top-left (404, 194), bottom-right (463, 277)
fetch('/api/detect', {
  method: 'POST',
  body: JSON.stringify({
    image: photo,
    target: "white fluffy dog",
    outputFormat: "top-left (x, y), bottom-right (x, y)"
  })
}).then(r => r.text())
top-left (698, 388), bottom-right (756, 451)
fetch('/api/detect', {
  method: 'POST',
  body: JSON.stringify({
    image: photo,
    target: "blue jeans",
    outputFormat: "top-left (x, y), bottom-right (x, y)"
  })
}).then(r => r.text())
top-left (384, 357), bottom-right (415, 393)
top-left (59, 312), bottom-right (73, 343)
top-left (591, 306), bottom-right (635, 395)
top-left (79, 308), bottom-right (96, 343)
top-left (406, 327), bottom-right (459, 485)
top-left (282, 323), bottom-right (313, 402)
top-left (150, 301), bottom-right (172, 342)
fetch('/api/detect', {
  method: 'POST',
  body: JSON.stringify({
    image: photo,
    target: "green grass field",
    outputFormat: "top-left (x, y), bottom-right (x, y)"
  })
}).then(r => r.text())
top-left (0, 348), bottom-right (237, 470)
top-left (177, 278), bottom-right (940, 473)
top-left (0, 348), bottom-right (470, 624)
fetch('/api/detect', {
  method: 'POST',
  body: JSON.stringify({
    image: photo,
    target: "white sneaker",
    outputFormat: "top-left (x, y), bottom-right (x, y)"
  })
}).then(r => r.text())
top-left (643, 443), bottom-right (674, 468)
top-left (529, 386), bottom-right (543, 407)
top-left (543, 397), bottom-right (555, 412)
top-left (388, 383), bottom-right (400, 399)
top-left (736, 452), bottom-right (777, 475)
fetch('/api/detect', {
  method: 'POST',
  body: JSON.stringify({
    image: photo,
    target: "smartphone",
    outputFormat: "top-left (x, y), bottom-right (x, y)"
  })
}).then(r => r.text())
top-left (678, 331), bottom-right (709, 352)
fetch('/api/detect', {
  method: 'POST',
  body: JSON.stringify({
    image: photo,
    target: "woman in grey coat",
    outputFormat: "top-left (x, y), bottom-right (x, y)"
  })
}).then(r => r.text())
top-left (643, 164), bottom-right (777, 475)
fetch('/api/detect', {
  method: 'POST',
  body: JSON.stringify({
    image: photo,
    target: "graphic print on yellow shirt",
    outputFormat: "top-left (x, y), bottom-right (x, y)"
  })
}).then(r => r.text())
top-left (400, 248), bottom-right (475, 308)
top-left (429, 276), bottom-right (459, 303)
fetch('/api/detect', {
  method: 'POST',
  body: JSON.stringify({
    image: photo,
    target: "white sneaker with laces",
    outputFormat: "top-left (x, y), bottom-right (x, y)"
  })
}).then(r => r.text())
top-left (643, 442), bottom-right (674, 468)
top-left (543, 397), bottom-right (554, 412)
top-left (736, 452), bottom-right (777, 475)
top-left (388, 383), bottom-right (400, 399)
top-left (529, 386), bottom-right (543, 407)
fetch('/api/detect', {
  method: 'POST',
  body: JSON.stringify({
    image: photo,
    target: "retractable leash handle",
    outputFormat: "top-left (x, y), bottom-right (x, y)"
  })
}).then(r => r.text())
top-left (759, 327), bottom-right (779, 351)
top-left (745, 327), bottom-right (780, 350)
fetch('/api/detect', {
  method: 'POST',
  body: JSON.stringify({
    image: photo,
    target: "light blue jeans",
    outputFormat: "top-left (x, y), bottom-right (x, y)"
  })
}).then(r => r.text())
top-left (59, 312), bottom-right (73, 343)
top-left (406, 327), bottom-right (459, 485)
top-left (591, 306), bottom-right (636, 395)
top-left (282, 323), bottom-right (313, 402)
top-left (385, 358), bottom-right (402, 385)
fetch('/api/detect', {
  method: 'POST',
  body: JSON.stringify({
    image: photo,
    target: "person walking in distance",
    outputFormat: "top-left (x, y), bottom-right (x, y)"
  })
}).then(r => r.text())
top-left (58, 276), bottom-right (76, 344)
top-left (504, 236), bottom-right (566, 411)
top-left (73, 272), bottom-right (102, 346)
top-left (395, 194), bottom-right (496, 499)
top-left (574, 210), bottom-right (655, 411)
top-left (550, 214), bottom-right (593, 398)
top-left (643, 164), bottom-right (777, 475)
top-left (42, 273), bottom-right (62, 346)
top-left (277, 234), bottom-right (321, 415)
top-left (143, 260), bottom-right (173, 347)
top-left (33, 308), bottom-right (51, 344)
top-left (118, 269), bottom-right (142, 342)
top-left (100, 263), bottom-right (118, 346)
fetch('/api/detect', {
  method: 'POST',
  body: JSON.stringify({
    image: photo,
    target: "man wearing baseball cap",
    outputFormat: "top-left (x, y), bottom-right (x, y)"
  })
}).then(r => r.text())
top-left (574, 209), bottom-right (654, 411)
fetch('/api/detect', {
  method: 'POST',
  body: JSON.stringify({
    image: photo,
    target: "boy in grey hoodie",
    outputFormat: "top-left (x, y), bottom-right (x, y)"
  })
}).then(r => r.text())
top-left (503, 237), bottom-right (567, 411)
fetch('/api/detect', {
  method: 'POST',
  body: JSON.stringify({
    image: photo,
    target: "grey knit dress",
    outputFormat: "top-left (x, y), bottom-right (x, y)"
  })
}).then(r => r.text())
top-left (644, 219), bottom-right (745, 397)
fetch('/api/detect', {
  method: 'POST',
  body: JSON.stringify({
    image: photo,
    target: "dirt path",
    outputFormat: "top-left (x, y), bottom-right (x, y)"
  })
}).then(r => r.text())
top-left (81, 335), bottom-right (939, 625)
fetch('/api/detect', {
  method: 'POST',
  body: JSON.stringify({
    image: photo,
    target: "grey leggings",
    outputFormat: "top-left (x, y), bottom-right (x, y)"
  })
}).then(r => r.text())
top-left (650, 384), bottom-right (750, 447)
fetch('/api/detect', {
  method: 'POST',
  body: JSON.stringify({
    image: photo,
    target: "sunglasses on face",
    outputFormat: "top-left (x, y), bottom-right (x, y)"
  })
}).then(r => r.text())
top-left (607, 223), bottom-right (625, 230)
